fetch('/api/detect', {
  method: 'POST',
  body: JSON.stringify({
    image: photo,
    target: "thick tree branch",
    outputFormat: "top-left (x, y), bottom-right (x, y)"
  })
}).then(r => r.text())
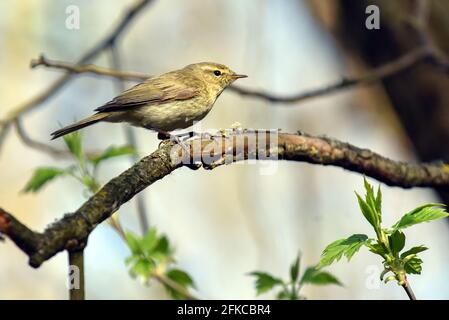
top-left (1, 130), bottom-right (448, 268)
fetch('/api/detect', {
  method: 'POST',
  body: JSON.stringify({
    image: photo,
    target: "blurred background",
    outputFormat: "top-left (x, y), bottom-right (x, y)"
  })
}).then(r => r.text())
top-left (1, 0), bottom-right (449, 299)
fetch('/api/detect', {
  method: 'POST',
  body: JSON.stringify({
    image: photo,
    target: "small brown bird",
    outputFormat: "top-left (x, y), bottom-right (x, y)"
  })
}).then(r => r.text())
top-left (51, 62), bottom-right (247, 139)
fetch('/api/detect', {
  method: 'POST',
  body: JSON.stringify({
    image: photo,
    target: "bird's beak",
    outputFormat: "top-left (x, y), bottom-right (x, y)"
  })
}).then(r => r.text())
top-left (231, 73), bottom-right (248, 79)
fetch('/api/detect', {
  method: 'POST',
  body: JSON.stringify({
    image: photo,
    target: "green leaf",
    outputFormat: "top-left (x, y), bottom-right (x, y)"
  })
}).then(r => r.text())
top-left (130, 259), bottom-right (154, 280)
top-left (23, 167), bottom-right (66, 192)
top-left (125, 255), bottom-right (138, 266)
top-left (125, 231), bottom-right (141, 255)
top-left (153, 235), bottom-right (171, 255)
top-left (141, 228), bottom-right (158, 253)
top-left (300, 266), bottom-right (342, 286)
top-left (400, 246), bottom-right (428, 260)
top-left (355, 192), bottom-right (379, 230)
top-left (290, 255), bottom-right (300, 282)
top-left (249, 272), bottom-right (283, 295)
top-left (363, 178), bottom-right (376, 209)
top-left (353, 178), bottom-right (382, 231)
top-left (63, 131), bottom-right (83, 159)
top-left (166, 269), bottom-right (195, 289)
top-left (318, 234), bottom-right (368, 268)
top-left (389, 230), bottom-right (406, 255)
top-left (375, 184), bottom-right (382, 215)
top-left (90, 145), bottom-right (135, 166)
top-left (365, 241), bottom-right (387, 257)
top-left (392, 204), bottom-right (448, 230)
top-left (165, 269), bottom-right (195, 299)
top-left (404, 256), bottom-right (423, 275)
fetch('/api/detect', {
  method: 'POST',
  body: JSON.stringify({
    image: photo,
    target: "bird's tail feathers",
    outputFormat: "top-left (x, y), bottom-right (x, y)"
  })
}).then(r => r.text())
top-left (51, 113), bottom-right (110, 140)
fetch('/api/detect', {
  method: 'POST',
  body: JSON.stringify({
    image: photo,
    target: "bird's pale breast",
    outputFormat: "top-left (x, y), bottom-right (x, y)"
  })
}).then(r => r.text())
top-left (118, 95), bottom-right (216, 132)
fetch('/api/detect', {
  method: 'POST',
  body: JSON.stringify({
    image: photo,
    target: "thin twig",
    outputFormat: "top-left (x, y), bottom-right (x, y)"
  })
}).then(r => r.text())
top-left (413, 0), bottom-right (449, 73)
top-left (228, 47), bottom-right (432, 103)
top-left (14, 119), bottom-right (100, 159)
top-left (31, 54), bottom-right (149, 81)
top-left (14, 119), bottom-right (71, 158)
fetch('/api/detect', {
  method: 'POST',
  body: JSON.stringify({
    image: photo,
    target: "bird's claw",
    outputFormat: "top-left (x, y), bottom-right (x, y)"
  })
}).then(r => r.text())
top-left (157, 131), bottom-right (193, 155)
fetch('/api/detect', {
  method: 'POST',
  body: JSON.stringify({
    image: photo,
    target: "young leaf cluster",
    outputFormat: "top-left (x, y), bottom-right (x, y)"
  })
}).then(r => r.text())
top-left (250, 253), bottom-right (341, 300)
top-left (319, 178), bottom-right (448, 289)
top-left (125, 228), bottom-right (195, 299)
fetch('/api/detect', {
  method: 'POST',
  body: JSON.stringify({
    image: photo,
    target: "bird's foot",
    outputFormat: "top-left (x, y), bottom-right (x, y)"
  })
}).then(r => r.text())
top-left (157, 131), bottom-right (193, 155)
top-left (200, 132), bottom-right (223, 141)
top-left (157, 131), bottom-right (197, 141)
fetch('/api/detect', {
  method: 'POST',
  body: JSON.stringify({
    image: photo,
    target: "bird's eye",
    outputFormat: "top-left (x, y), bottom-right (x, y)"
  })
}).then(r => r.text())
top-left (213, 70), bottom-right (221, 76)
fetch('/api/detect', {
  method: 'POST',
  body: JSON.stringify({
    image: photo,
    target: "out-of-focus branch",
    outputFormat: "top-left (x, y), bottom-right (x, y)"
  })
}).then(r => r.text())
top-left (108, 45), bottom-right (150, 234)
top-left (229, 47), bottom-right (437, 103)
top-left (14, 119), bottom-right (99, 159)
top-left (1, 130), bottom-right (448, 268)
top-left (414, 0), bottom-right (449, 74)
top-left (14, 119), bottom-right (70, 158)
top-left (0, 0), bottom-right (154, 152)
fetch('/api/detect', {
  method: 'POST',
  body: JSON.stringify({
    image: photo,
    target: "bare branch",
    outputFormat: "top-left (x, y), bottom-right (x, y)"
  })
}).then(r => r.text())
top-left (413, 0), bottom-right (449, 73)
top-left (1, 130), bottom-right (448, 268)
top-left (228, 47), bottom-right (432, 103)
top-left (31, 54), bottom-right (148, 81)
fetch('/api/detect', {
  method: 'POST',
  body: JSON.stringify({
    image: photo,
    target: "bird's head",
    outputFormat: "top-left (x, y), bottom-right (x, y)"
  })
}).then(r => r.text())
top-left (184, 62), bottom-right (247, 91)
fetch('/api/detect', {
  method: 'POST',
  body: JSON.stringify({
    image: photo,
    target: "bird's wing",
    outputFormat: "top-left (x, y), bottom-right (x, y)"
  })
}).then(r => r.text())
top-left (95, 75), bottom-right (200, 113)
